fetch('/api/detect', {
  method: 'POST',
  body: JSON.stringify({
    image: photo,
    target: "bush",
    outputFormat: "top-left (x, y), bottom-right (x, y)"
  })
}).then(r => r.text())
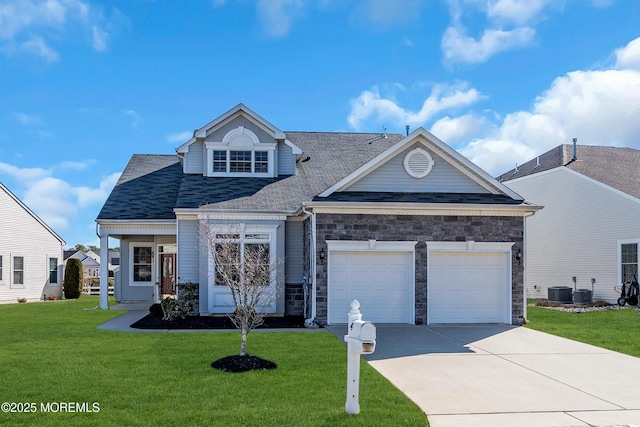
top-left (149, 303), bottom-right (163, 318)
top-left (63, 258), bottom-right (84, 299)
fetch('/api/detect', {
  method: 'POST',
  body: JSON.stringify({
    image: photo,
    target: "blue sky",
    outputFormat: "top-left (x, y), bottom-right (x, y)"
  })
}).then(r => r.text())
top-left (1, 0), bottom-right (639, 248)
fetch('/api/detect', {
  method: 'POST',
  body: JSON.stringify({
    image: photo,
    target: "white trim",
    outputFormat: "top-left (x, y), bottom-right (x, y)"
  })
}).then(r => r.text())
top-left (0, 253), bottom-right (4, 285)
top-left (283, 138), bottom-right (303, 155)
top-left (403, 147), bottom-right (434, 178)
top-left (11, 252), bottom-right (25, 289)
top-left (617, 238), bottom-right (640, 286)
top-left (305, 202), bottom-right (539, 217)
top-left (318, 128), bottom-right (522, 200)
top-left (46, 253), bottom-right (60, 286)
top-left (128, 242), bottom-right (155, 287)
top-left (426, 241), bottom-right (513, 324)
top-left (176, 103), bottom-right (286, 154)
top-left (327, 240), bottom-right (418, 252)
top-left (206, 223), bottom-right (279, 313)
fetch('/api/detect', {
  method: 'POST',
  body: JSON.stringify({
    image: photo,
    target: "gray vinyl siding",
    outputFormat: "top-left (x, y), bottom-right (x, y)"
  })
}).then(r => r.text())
top-left (119, 236), bottom-right (155, 302)
top-left (505, 168), bottom-right (640, 304)
top-left (285, 220), bottom-right (304, 284)
top-left (345, 143), bottom-right (489, 193)
top-left (206, 116), bottom-right (274, 144)
top-left (185, 141), bottom-right (204, 174)
top-left (0, 185), bottom-right (64, 302)
top-left (177, 219), bottom-right (200, 284)
top-left (278, 142), bottom-right (295, 176)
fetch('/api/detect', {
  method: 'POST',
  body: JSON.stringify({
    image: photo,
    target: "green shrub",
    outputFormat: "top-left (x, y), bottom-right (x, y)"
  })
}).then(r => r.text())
top-left (63, 258), bottom-right (84, 299)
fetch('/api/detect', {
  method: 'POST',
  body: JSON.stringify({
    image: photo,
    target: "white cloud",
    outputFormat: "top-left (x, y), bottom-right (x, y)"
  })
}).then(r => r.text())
top-left (615, 37), bottom-right (640, 71)
top-left (123, 109), bottom-right (141, 128)
top-left (442, 24), bottom-right (535, 64)
top-left (0, 161), bottom-right (120, 233)
top-left (166, 131), bottom-right (193, 144)
top-left (348, 82), bottom-right (483, 131)
top-left (256, 0), bottom-right (305, 38)
top-left (0, 0), bottom-right (122, 61)
top-left (74, 172), bottom-right (120, 208)
top-left (14, 112), bottom-right (42, 126)
top-left (486, 0), bottom-right (559, 25)
top-left (458, 37), bottom-right (640, 175)
top-left (430, 114), bottom-right (487, 144)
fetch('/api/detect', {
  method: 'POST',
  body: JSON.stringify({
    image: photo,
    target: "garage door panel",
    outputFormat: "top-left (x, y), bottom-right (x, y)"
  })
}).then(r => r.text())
top-left (328, 251), bottom-right (413, 324)
top-left (429, 251), bottom-right (509, 324)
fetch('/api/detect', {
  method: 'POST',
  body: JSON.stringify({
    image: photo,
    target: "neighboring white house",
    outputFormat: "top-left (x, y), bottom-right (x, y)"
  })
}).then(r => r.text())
top-left (499, 144), bottom-right (640, 303)
top-left (0, 182), bottom-right (65, 303)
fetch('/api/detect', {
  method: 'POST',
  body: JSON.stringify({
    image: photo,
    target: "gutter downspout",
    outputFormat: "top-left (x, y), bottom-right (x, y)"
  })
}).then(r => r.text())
top-left (301, 205), bottom-right (317, 327)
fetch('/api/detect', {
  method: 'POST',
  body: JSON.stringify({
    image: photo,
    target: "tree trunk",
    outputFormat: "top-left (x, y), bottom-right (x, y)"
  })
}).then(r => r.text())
top-left (240, 327), bottom-right (248, 356)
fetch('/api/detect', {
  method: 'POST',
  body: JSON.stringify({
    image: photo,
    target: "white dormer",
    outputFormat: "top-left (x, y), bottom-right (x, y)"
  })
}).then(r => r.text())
top-left (205, 126), bottom-right (277, 177)
top-left (175, 103), bottom-right (302, 177)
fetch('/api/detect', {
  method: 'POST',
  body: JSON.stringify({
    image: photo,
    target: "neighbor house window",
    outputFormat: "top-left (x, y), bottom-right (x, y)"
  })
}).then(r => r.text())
top-left (0, 255), bottom-right (3, 284)
top-left (130, 243), bottom-right (153, 285)
top-left (621, 243), bottom-right (638, 284)
top-left (13, 256), bottom-right (24, 286)
top-left (48, 257), bottom-right (59, 284)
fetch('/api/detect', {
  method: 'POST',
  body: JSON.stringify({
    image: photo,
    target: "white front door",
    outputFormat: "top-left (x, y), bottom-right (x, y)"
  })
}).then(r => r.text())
top-left (428, 251), bottom-right (510, 324)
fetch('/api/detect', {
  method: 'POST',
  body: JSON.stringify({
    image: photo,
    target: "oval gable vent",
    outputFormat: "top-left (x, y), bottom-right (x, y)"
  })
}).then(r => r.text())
top-left (403, 147), bottom-right (434, 178)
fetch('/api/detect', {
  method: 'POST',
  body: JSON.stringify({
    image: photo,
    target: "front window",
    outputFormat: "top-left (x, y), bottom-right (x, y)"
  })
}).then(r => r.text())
top-left (621, 243), bottom-right (638, 284)
top-left (133, 246), bottom-right (153, 283)
top-left (48, 257), bottom-right (58, 284)
top-left (230, 151), bottom-right (252, 173)
top-left (212, 231), bottom-right (271, 287)
top-left (213, 150), bottom-right (227, 172)
top-left (254, 151), bottom-right (269, 173)
top-left (13, 256), bottom-right (24, 286)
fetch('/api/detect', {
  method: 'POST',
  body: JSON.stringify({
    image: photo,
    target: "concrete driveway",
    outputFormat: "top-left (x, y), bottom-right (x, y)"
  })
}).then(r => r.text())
top-left (327, 324), bottom-right (640, 427)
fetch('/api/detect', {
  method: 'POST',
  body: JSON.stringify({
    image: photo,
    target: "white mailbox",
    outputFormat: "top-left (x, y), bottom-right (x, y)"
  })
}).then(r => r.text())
top-left (344, 300), bottom-right (377, 414)
top-left (349, 320), bottom-right (376, 341)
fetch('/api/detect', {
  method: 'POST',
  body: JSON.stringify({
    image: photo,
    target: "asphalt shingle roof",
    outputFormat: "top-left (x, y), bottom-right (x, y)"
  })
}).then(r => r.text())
top-left (497, 144), bottom-right (640, 199)
top-left (99, 131), bottom-right (526, 221)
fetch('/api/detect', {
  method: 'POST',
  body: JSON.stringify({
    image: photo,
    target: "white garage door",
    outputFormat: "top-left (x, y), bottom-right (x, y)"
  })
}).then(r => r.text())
top-left (429, 251), bottom-right (509, 324)
top-left (328, 251), bottom-right (413, 324)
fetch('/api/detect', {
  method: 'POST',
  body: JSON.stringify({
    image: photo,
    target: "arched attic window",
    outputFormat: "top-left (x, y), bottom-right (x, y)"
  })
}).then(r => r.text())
top-left (205, 126), bottom-right (277, 177)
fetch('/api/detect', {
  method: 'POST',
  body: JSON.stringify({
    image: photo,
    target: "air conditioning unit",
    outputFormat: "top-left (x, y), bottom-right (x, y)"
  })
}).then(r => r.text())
top-left (548, 286), bottom-right (573, 303)
top-left (573, 289), bottom-right (592, 304)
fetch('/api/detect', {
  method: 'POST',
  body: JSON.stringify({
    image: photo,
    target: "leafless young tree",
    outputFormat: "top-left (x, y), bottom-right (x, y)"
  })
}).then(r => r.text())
top-left (200, 222), bottom-right (282, 356)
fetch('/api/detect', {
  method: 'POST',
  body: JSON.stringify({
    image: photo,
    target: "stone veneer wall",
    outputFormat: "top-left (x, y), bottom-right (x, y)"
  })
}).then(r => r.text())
top-left (314, 213), bottom-right (525, 325)
top-left (284, 283), bottom-right (304, 316)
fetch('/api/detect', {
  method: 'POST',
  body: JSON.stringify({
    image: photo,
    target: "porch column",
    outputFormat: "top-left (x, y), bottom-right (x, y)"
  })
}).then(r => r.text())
top-left (99, 232), bottom-right (109, 310)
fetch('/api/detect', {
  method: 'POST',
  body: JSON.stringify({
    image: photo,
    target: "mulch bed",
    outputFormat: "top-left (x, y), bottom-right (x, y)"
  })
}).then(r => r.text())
top-left (131, 314), bottom-right (306, 330)
top-left (211, 355), bottom-right (277, 373)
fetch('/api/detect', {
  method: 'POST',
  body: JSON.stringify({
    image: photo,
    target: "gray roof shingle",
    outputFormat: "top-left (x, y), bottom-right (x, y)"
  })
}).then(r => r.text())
top-left (497, 144), bottom-right (640, 199)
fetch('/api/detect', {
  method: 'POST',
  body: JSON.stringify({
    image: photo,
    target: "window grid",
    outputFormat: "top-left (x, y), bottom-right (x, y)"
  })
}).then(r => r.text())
top-left (49, 257), bottom-right (58, 284)
top-left (254, 151), bottom-right (268, 173)
top-left (13, 256), bottom-right (24, 285)
top-left (622, 243), bottom-right (638, 284)
top-left (230, 151), bottom-right (252, 172)
top-left (212, 150), bottom-right (227, 172)
top-left (133, 247), bottom-right (152, 282)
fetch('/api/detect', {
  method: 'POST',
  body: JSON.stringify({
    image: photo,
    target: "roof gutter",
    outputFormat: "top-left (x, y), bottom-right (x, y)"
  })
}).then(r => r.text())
top-left (303, 201), bottom-right (543, 215)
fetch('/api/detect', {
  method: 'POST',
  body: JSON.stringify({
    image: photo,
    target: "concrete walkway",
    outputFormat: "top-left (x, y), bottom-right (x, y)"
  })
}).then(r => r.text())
top-left (327, 324), bottom-right (640, 427)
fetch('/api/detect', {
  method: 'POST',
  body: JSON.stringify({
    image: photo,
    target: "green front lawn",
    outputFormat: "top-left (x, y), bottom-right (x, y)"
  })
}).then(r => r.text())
top-left (525, 305), bottom-right (640, 357)
top-left (0, 298), bottom-right (427, 426)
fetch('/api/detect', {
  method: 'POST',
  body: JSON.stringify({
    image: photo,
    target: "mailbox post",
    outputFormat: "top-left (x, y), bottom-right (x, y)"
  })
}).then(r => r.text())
top-left (344, 299), bottom-right (376, 414)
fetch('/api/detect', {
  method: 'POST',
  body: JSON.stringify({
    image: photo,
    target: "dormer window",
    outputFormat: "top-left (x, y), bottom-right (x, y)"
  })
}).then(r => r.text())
top-left (205, 126), bottom-right (276, 177)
